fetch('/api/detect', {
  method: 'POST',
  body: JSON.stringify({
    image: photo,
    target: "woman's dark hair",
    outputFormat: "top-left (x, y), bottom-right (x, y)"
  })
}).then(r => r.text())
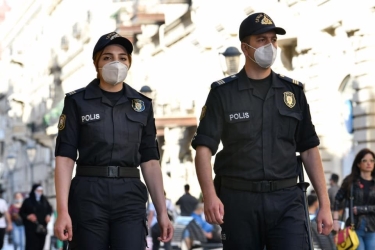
top-left (342, 148), bottom-right (375, 190)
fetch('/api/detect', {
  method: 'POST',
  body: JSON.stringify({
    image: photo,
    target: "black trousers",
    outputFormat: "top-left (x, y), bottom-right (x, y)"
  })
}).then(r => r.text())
top-left (219, 185), bottom-right (309, 250)
top-left (68, 176), bottom-right (148, 249)
top-left (0, 228), bottom-right (5, 249)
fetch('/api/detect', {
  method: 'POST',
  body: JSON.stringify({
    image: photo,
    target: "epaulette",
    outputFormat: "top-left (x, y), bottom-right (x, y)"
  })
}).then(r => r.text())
top-left (210, 74), bottom-right (238, 89)
top-left (65, 87), bottom-right (85, 96)
top-left (138, 92), bottom-right (152, 101)
top-left (277, 74), bottom-right (303, 88)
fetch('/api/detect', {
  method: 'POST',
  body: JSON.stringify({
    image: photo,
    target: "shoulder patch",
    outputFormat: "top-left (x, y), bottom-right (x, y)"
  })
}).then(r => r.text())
top-left (65, 87), bottom-right (85, 96)
top-left (211, 74), bottom-right (238, 89)
top-left (277, 74), bottom-right (303, 88)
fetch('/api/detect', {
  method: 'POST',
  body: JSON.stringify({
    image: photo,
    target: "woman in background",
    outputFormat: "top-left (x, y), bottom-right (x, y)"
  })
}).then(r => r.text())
top-left (20, 184), bottom-right (53, 250)
top-left (333, 148), bottom-right (375, 250)
top-left (9, 192), bottom-right (25, 250)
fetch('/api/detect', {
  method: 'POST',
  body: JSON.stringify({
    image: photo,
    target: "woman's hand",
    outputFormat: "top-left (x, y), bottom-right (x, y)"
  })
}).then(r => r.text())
top-left (157, 213), bottom-right (174, 243)
top-left (54, 212), bottom-right (73, 241)
top-left (45, 214), bottom-right (51, 223)
top-left (353, 206), bottom-right (357, 215)
top-left (27, 213), bottom-right (37, 222)
top-left (333, 220), bottom-right (341, 232)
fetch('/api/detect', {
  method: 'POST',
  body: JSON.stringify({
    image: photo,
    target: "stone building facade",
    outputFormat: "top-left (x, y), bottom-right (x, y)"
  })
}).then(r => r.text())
top-left (0, 0), bottom-right (374, 203)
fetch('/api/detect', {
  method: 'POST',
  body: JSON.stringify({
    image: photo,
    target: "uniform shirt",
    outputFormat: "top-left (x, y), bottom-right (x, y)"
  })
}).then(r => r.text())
top-left (191, 68), bottom-right (319, 180)
top-left (55, 79), bottom-right (159, 167)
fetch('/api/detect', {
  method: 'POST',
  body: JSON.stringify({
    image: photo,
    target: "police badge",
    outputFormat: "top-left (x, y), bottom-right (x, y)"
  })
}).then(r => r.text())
top-left (132, 99), bottom-right (145, 112)
top-left (283, 92), bottom-right (296, 108)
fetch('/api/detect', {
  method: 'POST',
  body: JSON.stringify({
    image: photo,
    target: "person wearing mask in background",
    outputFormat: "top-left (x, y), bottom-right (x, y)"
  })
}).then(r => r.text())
top-left (191, 12), bottom-right (332, 249)
top-left (53, 32), bottom-right (173, 249)
top-left (0, 190), bottom-right (12, 249)
top-left (19, 184), bottom-right (53, 250)
top-left (333, 148), bottom-right (375, 250)
top-left (8, 192), bottom-right (25, 250)
top-left (176, 184), bottom-right (199, 216)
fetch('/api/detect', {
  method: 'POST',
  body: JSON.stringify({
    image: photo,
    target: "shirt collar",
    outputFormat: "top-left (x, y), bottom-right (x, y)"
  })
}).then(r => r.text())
top-left (237, 68), bottom-right (285, 91)
top-left (84, 79), bottom-right (141, 101)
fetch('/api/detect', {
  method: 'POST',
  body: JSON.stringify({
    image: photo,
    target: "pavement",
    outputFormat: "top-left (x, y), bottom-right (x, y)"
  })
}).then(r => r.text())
top-left (2, 234), bottom-right (13, 250)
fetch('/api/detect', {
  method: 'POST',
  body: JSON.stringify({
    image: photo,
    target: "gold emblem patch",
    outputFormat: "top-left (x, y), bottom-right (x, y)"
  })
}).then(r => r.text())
top-left (132, 99), bottom-right (145, 112)
top-left (283, 92), bottom-right (296, 108)
top-left (261, 14), bottom-right (273, 25)
top-left (199, 106), bottom-right (207, 121)
top-left (255, 13), bottom-right (273, 25)
top-left (58, 114), bottom-right (66, 130)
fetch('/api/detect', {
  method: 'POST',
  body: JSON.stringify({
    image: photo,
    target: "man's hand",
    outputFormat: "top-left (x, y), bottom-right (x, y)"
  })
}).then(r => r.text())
top-left (203, 195), bottom-right (224, 225)
top-left (54, 212), bottom-right (73, 241)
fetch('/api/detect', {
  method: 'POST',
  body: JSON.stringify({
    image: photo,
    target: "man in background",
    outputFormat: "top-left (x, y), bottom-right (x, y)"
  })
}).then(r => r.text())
top-left (328, 173), bottom-right (340, 210)
top-left (176, 184), bottom-right (199, 216)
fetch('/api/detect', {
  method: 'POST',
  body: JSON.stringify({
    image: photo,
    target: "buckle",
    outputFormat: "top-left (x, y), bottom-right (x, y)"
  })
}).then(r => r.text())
top-left (258, 181), bottom-right (274, 192)
top-left (108, 166), bottom-right (119, 177)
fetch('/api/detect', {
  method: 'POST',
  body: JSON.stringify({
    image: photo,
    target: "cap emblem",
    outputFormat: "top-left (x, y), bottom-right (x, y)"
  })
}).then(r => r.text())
top-left (255, 13), bottom-right (273, 25)
top-left (261, 14), bottom-right (273, 25)
top-left (106, 32), bottom-right (121, 40)
top-left (283, 92), bottom-right (296, 108)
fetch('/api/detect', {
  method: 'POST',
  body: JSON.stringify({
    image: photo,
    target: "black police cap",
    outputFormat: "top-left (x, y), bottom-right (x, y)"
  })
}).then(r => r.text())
top-left (92, 32), bottom-right (133, 59)
top-left (239, 12), bottom-right (286, 41)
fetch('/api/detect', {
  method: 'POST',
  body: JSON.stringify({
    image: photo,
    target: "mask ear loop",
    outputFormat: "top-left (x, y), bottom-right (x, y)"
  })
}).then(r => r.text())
top-left (242, 43), bottom-right (258, 65)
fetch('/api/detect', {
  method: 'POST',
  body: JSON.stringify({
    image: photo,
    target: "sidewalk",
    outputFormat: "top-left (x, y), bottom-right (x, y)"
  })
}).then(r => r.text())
top-left (2, 234), bottom-right (13, 250)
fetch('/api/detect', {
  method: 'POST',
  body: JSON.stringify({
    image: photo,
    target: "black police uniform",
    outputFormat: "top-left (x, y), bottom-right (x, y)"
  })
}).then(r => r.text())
top-left (191, 68), bottom-right (320, 250)
top-left (55, 79), bottom-right (159, 249)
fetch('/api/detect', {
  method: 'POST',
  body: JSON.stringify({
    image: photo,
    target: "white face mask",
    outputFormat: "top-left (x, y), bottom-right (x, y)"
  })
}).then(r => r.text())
top-left (99, 61), bottom-right (128, 85)
top-left (34, 191), bottom-right (42, 201)
top-left (245, 43), bottom-right (277, 68)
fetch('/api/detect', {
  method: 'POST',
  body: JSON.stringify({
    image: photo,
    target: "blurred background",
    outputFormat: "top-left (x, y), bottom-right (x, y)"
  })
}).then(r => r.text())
top-left (0, 0), bottom-right (374, 210)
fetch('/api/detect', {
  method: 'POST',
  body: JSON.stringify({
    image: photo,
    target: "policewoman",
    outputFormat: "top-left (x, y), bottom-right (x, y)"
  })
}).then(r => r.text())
top-left (54, 32), bottom-right (173, 249)
top-left (191, 13), bottom-right (332, 249)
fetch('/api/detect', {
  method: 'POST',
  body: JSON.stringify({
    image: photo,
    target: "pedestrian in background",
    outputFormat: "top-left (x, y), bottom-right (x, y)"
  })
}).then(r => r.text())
top-left (8, 192), bottom-right (25, 250)
top-left (19, 184), bottom-right (52, 250)
top-left (53, 31), bottom-right (173, 249)
top-left (0, 190), bottom-right (12, 250)
top-left (328, 173), bottom-right (340, 209)
top-left (148, 191), bottom-right (174, 250)
top-left (176, 184), bottom-right (199, 216)
top-left (333, 148), bottom-right (375, 250)
top-left (308, 194), bottom-right (336, 250)
top-left (191, 12), bottom-right (332, 249)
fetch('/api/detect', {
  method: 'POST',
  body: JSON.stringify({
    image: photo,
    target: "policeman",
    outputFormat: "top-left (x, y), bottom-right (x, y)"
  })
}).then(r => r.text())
top-left (191, 13), bottom-right (332, 249)
top-left (53, 32), bottom-right (173, 249)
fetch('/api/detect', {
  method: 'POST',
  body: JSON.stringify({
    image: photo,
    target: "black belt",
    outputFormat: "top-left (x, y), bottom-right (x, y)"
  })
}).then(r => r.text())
top-left (76, 166), bottom-right (140, 178)
top-left (221, 176), bottom-right (297, 193)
